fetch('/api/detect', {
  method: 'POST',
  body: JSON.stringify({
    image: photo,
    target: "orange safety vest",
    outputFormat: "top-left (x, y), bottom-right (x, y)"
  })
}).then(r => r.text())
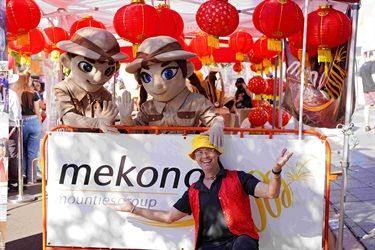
top-left (188, 170), bottom-right (259, 249)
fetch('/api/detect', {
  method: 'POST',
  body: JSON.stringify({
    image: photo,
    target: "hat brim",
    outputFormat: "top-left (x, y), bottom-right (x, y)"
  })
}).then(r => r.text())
top-left (57, 40), bottom-right (129, 61)
top-left (189, 144), bottom-right (222, 160)
top-left (126, 50), bottom-right (196, 74)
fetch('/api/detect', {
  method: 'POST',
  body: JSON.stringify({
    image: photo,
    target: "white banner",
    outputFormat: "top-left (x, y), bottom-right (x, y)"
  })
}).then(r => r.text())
top-left (46, 133), bottom-right (326, 250)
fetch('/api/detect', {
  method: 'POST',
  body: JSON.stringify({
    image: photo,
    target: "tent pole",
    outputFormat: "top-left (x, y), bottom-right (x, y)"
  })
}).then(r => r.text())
top-left (299, 0), bottom-right (309, 140)
top-left (337, 3), bottom-right (360, 250)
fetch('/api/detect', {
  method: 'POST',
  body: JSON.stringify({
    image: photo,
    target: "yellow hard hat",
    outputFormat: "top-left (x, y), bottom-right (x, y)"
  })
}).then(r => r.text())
top-left (189, 135), bottom-right (223, 160)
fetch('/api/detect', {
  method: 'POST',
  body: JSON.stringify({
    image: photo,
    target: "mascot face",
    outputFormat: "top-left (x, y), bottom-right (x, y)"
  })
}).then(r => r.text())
top-left (139, 61), bottom-right (187, 102)
top-left (63, 54), bottom-right (117, 92)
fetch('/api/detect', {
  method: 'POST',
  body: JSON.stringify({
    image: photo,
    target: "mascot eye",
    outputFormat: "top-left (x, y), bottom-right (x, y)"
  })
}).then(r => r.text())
top-left (140, 72), bottom-right (152, 83)
top-left (78, 61), bottom-right (93, 73)
top-left (104, 66), bottom-right (116, 76)
top-left (162, 67), bottom-right (178, 80)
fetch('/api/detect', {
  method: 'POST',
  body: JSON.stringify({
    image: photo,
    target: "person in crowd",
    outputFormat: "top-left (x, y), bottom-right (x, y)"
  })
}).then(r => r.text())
top-left (32, 79), bottom-right (46, 122)
top-left (7, 74), bottom-right (22, 190)
top-left (108, 134), bottom-right (293, 250)
top-left (54, 27), bottom-right (129, 133)
top-left (11, 72), bottom-right (42, 183)
top-left (234, 77), bottom-right (253, 109)
top-left (359, 52), bottom-right (375, 132)
top-left (0, 72), bottom-right (7, 103)
top-left (118, 36), bottom-right (224, 147)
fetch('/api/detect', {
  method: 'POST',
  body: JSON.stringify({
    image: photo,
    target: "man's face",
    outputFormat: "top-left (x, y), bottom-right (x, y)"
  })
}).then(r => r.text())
top-left (138, 61), bottom-right (186, 102)
top-left (193, 147), bottom-right (219, 172)
top-left (67, 55), bottom-right (117, 92)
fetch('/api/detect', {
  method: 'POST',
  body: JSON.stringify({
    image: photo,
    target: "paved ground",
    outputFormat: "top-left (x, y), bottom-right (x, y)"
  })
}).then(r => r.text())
top-left (4, 104), bottom-right (375, 250)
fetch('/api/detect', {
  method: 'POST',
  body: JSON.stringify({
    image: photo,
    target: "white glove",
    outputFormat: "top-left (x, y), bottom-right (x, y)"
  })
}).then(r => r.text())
top-left (117, 90), bottom-right (135, 125)
top-left (94, 117), bottom-right (119, 134)
top-left (202, 121), bottom-right (224, 147)
top-left (95, 100), bottom-right (118, 123)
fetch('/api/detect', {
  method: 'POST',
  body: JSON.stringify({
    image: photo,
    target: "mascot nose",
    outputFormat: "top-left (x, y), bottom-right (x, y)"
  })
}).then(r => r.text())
top-left (93, 71), bottom-right (105, 82)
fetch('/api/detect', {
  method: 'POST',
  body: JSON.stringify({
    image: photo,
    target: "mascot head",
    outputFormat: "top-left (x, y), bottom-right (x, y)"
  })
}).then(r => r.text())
top-left (57, 27), bottom-right (129, 92)
top-left (125, 36), bottom-right (198, 105)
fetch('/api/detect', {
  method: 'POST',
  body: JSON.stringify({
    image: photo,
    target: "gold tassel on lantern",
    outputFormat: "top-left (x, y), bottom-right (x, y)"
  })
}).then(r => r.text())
top-left (208, 35), bottom-right (220, 49)
top-left (297, 49), bottom-right (311, 68)
top-left (318, 47), bottom-right (332, 76)
top-left (267, 38), bottom-right (282, 52)
top-left (50, 50), bottom-right (61, 62)
top-left (235, 52), bottom-right (244, 62)
top-left (132, 44), bottom-right (140, 58)
top-left (16, 33), bottom-right (30, 46)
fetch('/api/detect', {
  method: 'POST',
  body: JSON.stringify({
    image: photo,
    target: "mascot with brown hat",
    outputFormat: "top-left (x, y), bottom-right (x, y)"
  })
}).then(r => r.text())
top-left (118, 36), bottom-right (224, 146)
top-left (54, 27), bottom-right (129, 133)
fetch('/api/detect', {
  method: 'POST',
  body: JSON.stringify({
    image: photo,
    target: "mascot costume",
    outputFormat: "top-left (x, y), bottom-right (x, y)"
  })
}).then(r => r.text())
top-left (54, 27), bottom-right (129, 133)
top-left (119, 36), bottom-right (224, 147)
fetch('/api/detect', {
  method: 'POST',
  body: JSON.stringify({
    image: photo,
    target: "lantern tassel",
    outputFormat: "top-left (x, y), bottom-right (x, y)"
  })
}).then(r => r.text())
top-left (254, 94), bottom-right (262, 101)
top-left (263, 58), bottom-right (271, 68)
top-left (267, 39), bottom-right (282, 52)
top-left (207, 35), bottom-right (220, 49)
top-left (317, 48), bottom-right (332, 64)
top-left (235, 52), bottom-right (244, 62)
top-left (16, 33), bottom-right (30, 46)
top-left (50, 50), bottom-right (61, 62)
top-left (132, 44), bottom-right (140, 58)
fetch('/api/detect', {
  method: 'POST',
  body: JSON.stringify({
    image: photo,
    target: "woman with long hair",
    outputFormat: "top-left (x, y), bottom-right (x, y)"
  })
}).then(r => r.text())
top-left (11, 72), bottom-right (42, 183)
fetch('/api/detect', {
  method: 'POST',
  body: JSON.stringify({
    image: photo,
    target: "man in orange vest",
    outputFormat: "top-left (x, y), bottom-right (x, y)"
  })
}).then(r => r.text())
top-left (108, 134), bottom-right (293, 250)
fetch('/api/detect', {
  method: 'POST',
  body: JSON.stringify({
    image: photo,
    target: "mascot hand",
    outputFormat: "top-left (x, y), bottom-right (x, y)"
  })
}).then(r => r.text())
top-left (117, 90), bottom-right (134, 125)
top-left (202, 122), bottom-right (224, 147)
top-left (95, 118), bottom-right (119, 134)
top-left (95, 100), bottom-right (118, 123)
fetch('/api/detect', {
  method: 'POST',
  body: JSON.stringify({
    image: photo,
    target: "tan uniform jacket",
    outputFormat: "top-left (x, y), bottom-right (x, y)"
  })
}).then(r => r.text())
top-left (54, 78), bottom-right (112, 131)
top-left (134, 88), bottom-right (224, 133)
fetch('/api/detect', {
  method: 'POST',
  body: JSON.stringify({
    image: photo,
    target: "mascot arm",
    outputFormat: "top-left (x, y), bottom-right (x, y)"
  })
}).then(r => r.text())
top-left (198, 99), bottom-right (224, 147)
top-left (62, 112), bottom-right (119, 134)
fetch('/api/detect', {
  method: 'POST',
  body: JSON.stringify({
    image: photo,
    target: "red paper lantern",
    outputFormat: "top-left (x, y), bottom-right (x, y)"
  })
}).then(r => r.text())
top-left (253, 36), bottom-right (279, 70)
top-left (248, 76), bottom-right (267, 100)
top-left (196, 0), bottom-right (239, 48)
top-left (253, 0), bottom-right (303, 52)
top-left (248, 48), bottom-right (263, 71)
top-left (113, 0), bottom-right (160, 57)
top-left (43, 26), bottom-right (70, 54)
top-left (264, 78), bottom-right (286, 101)
top-left (229, 29), bottom-right (253, 61)
top-left (156, 4), bottom-right (184, 40)
top-left (189, 57), bottom-right (203, 71)
top-left (248, 108), bottom-right (268, 128)
top-left (267, 108), bottom-right (291, 128)
top-left (6, 0), bottom-right (41, 35)
top-left (232, 61), bottom-right (243, 73)
top-left (69, 16), bottom-right (106, 35)
top-left (8, 28), bottom-right (45, 56)
top-left (307, 5), bottom-right (351, 64)
top-left (189, 32), bottom-right (215, 65)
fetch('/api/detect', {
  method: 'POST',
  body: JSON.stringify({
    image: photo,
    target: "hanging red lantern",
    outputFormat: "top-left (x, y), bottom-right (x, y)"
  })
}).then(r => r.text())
top-left (8, 28), bottom-right (45, 56)
top-left (248, 108), bottom-right (268, 128)
top-left (6, 0), bottom-right (41, 45)
top-left (248, 75), bottom-right (267, 100)
top-left (113, 0), bottom-right (160, 57)
top-left (248, 48), bottom-right (263, 71)
top-left (253, 0), bottom-right (303, 52)
top-left (156, 4), bottom-right (184, 40)
top-left (69, 16), bottom-right (106, 35)
top-left (229, 29), bottom-right (253, 62)
top-left (267, 108), bottom-right (291, 128)
top-left (264, 78), bottom-right (286, 101)
top-left (232, 61), bottom-right (243, 73)
top-left (196, 0), bottom-right (239, 49)
top-left (43, 26), bottom-right (70, 60)
top-left (189, 32), bottom-right (215, 65)
top-left (306, 5), bottom-right (351, 64)
top-left (253, 36), bottom-right (279, 70)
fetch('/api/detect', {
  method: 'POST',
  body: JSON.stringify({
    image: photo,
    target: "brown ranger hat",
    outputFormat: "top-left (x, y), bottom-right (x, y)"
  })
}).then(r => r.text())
top-left (57, 27), bottom-right (129, 62)
top-left (125, 36), bottom-right (196, 74)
